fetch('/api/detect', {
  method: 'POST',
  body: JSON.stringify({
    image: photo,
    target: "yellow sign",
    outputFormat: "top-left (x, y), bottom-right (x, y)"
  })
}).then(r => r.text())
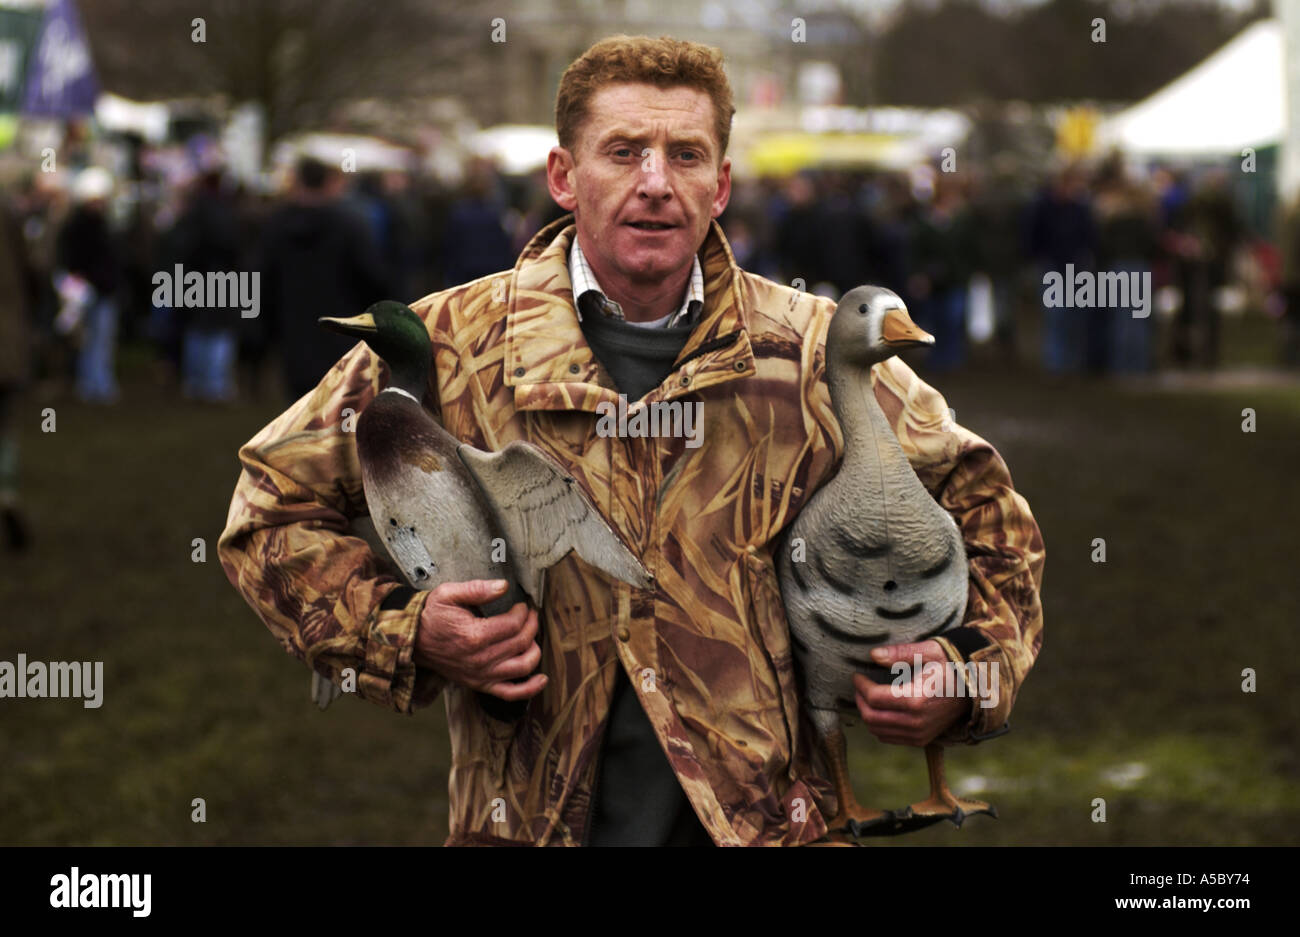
top-left (1057, 107), bottom-right (1098, 158)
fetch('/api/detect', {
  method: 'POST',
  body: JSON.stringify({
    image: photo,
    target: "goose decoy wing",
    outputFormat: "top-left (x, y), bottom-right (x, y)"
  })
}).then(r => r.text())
top-left (457, 441), bottom-right (654, 603)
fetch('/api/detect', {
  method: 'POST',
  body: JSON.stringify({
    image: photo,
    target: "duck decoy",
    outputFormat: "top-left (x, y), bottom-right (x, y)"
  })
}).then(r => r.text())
top-left (776, 285), bottom-right (996, 838)
top-left (312, 301), bottom-right (654, 719)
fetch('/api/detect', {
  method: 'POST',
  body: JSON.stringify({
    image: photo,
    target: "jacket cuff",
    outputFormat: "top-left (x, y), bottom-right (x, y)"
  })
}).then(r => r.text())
top-left (932, 628), bottom-right (1012, 744)
top-left (361, 585), bottom-right (443, 713)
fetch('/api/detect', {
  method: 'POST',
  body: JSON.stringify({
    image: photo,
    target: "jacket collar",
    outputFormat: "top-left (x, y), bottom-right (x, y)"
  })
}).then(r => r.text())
top-left (504, 213), bottom-right (756, 413)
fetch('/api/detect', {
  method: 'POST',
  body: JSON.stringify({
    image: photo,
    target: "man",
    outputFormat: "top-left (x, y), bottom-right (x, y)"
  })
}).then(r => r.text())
top-left (219, 35), bottom-right (1045, 846)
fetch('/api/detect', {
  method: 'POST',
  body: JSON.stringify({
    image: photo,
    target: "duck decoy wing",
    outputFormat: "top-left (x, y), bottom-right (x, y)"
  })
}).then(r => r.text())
top-left (457, 441), bottom-right (655, 603)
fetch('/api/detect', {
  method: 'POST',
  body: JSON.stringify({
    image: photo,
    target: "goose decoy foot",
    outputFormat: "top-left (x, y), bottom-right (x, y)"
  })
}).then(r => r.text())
top-left (898, 743), bottom-right (998, 831)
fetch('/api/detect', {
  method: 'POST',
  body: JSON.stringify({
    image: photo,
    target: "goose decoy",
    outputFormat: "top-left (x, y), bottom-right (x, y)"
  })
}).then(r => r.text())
top-left (776, 285), bottom-right (995, 838)
top-left (313, 301), bottom-right (655, 719)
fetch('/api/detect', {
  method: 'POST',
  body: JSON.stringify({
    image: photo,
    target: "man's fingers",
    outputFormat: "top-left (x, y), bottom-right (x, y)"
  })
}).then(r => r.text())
top-left (858, 697), bottom-right (926, 744)
top-left (858, 678), bottom-right (927, 713)
top-left (464, 602), bottom-right (532, 647)
top-left (470, 608), bottom-right (539, 665)
top-left (486, 639), bottom-right (542, 682)
top-left (481, 672), bottom-right (548, 702)
top-left (857, 696), bottom-right (923, 730)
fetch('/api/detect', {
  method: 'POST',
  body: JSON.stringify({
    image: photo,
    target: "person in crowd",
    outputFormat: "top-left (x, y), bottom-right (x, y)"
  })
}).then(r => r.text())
top-left (56, 167), bottom-right (122, 404)
top-left (1093, 153), bottom-right (1160, 373)
top-left (253, 156), bottom-right (391, 400)
top-left (1165, 168), bottom-right (1243, 369)
top-left (166, 163), bottom-right (243, 402)
top-left (908, 171), bottom-right (974, 372)
top-left (438, 157), bottom-right (515, 287)
top-left (1026, 164), bottom-right (1096, 375)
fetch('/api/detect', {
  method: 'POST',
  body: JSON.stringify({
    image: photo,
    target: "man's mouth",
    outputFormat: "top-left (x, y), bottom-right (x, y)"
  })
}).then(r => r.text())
top-left (625, 221), bottom-right (677, 231)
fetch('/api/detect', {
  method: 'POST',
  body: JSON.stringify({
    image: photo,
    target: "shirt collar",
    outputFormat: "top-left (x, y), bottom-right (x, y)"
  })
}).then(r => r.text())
top-left (569, 234), bottom-right (704, 329)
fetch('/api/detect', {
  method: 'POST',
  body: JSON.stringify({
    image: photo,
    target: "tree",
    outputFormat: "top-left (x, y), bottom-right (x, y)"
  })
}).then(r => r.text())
top-left (80, 0), bottom-right (483, 142)
top-left (871, 0), bottom-right (1266, 107)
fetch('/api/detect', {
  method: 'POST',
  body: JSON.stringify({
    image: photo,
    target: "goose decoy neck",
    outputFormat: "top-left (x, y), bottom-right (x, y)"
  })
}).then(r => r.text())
top-left (825, 287), bottom-right (932, 463)
top-left (319, 301), bottom-right (432, 400)
top-left (826, 361), bottom-right (892, 460)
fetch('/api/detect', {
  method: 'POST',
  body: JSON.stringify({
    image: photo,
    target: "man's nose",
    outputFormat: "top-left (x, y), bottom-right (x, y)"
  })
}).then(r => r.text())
top-left (637, 149), bottom-right (671, 199)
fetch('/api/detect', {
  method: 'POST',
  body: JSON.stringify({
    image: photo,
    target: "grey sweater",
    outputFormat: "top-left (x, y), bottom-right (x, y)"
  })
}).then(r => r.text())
top-left (580, 310), bottom-right (714, 847)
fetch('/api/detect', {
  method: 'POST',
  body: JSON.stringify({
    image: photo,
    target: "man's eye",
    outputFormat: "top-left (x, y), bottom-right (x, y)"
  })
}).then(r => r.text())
top-left (613, 148), bottom-right (635, 158)
top-left (678, 151), bottom-right (699, 162)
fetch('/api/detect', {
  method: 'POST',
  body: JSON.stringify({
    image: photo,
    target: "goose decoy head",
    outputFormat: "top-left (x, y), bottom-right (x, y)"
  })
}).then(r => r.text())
top-left (320, 300), bottom-right (430, 397)
top-left (829, 285), bottom-right (934, 368)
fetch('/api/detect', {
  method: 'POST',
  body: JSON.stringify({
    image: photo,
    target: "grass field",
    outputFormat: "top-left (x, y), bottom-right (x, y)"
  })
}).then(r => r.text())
top-left (2, 316), bottom-right (1297, 846)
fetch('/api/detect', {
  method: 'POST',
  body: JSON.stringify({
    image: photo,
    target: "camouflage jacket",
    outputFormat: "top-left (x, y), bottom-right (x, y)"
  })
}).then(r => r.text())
top-left (218, 214), bottom-right (1046, 846)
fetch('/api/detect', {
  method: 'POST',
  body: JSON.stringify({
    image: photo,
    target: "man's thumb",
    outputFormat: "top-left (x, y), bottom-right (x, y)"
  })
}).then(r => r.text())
top-left (870, 639), bottom-right (945, 665)
top-left (438, 578), bottom-right (511, 606)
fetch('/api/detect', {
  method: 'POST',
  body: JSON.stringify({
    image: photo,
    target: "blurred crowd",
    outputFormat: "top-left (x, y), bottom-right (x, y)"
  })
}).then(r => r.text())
top-left (1, 143), bottom-right (1297, 421)
top-left (0, 146), bottom-right (560, 409)
top-left (722, 154), bottom-right (1295, 376)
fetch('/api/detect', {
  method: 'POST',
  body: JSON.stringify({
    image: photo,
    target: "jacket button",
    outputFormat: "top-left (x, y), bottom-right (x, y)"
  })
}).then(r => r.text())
top-left (734, 360), bottom-right (746, 371)
top-left (569, 363), bottom-right (581, 374)
top-left (514, 366), bottom-right (525, 377)
top-left (679, 374), bottom-right (691, 386)
top-left (617, 627), bottom-right (631, 642)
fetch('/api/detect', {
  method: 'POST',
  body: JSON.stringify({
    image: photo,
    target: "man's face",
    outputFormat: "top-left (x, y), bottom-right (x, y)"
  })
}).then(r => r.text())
top-left (547, 82), bottom-right (731, 295)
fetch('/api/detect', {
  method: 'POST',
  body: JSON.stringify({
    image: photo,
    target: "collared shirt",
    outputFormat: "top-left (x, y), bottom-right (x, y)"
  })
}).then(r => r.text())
top-left (569, 235), bottom-right (704, 329)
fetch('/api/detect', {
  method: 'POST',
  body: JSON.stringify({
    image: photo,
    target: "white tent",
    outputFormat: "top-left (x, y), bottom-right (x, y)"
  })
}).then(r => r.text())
top-left (1098, 19), bottom-right (1283, 159)
top-left (469, 124), bottom-right (557, 175)
top-left (94, 92), bottom-right (170, 142)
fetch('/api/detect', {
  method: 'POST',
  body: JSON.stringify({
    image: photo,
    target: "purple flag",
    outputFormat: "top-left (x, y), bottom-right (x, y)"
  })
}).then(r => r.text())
top-left (21, 0), bottom-right (98, 118)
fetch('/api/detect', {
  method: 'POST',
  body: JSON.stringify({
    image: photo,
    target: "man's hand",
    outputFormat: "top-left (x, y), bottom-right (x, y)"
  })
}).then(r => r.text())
top-left (414, 579), bottom-right (548, 702)
top-left (852, 640), bottom-right (970, 747)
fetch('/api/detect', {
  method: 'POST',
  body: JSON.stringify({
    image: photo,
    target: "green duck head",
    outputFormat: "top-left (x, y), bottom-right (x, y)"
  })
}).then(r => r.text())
top-left (319, 301), bottom-right (430, 398)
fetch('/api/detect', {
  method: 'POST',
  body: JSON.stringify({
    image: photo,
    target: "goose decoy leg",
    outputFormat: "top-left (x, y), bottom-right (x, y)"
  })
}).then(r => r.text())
top-left (311, 670), bottom-right (343, 711)
top-left (891, 744), bottom-right (997, 832)
top-left (814, 710), bottom-right (897, 837)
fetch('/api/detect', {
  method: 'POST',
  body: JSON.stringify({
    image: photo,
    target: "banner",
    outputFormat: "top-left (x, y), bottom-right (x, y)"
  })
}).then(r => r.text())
top-left (21, 0), bottom-right (98, 118)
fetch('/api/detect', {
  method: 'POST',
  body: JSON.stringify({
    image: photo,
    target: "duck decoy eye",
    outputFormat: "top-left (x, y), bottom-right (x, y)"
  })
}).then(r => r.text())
top-left (883, 580), bottom-right (897, 591)
top-left (858, 304), bottom-right (868, 315)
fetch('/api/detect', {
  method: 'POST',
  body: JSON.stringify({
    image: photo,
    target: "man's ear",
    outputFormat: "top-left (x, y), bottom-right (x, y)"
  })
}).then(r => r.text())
top-left (711, 155), bottom-right (732, 219)
top-left (546, 146), bottom-right (578, 212)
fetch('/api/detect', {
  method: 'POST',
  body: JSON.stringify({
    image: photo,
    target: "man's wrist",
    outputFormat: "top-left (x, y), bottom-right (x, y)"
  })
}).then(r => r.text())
top-left (365, 584), bottom-right (440, 712)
